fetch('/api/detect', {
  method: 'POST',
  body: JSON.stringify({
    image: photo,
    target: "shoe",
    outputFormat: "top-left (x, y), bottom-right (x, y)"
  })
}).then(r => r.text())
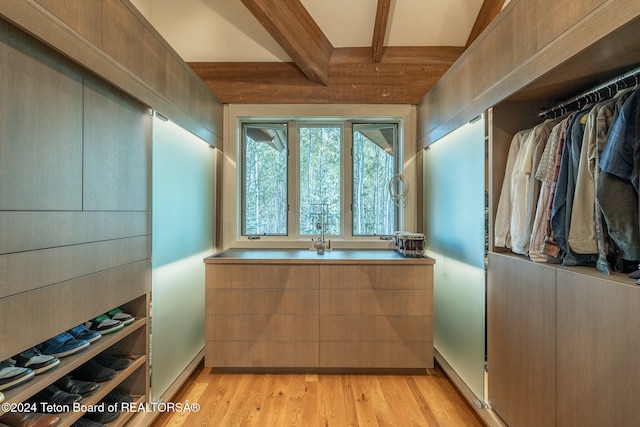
top-left (84, 405), bottom-right (120, 424)
top-left (94, 354), bottom-right (130, 371)
top-left (38, 332), bottom-right (90, 358)
top-left (54, 375), bottom-right (99, 397)
top-left (102, 388), bottom-right (133, 410)
top-left (0, 391), bottom-right (4, 403)
top-left (67, 324), bottom-right (102, 343)
top-left (11, 348), bottom-right (60, 375)
top-left (29, 385), bottom-right (82, 413)
top-left (106, 308), bottom-right (134, 326)
top-left (0, 412), bottom-right (61, 427)
top-left (85, 315), bottom-right (123, 335)
top-left (0, 360), bottom-right (35, 391)
top-left (71, 360), bottom-right (116, 383)
top-left (71, 418), bottom-right (105, 427)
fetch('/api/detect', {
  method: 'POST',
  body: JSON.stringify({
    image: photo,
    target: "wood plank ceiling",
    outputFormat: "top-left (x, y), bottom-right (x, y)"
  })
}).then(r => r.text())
top-left (188, 0), bottom-right (505, 104)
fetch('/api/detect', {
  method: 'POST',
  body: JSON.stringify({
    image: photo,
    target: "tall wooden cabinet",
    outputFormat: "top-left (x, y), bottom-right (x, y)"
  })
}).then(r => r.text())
top-left (417, 0), bottom-right (640, 425)
top-left (0, 20), bottom-right (151, 425)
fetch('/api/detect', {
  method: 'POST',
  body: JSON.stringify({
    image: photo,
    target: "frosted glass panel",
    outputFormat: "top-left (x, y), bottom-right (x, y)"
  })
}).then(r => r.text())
top-left (423, 116), bottom-right (486, 399)
top-left (151, 116), bottom-right (215, 399)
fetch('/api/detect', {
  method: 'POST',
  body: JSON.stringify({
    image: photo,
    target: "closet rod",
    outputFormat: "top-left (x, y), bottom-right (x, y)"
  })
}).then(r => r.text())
top-left (539, 64), bottom-right (640, 119)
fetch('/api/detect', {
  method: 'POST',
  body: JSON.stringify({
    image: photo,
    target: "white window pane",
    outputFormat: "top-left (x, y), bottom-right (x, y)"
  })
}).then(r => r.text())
top-left (299, 126), bottom-right (341, 235)
top-left (242, 124), bottom-right (288, 235)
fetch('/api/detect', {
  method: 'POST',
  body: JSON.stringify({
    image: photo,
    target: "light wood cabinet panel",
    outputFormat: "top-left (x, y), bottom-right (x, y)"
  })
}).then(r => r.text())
top-left (320, 342), bottom-right (431, 369)
top-left (320, 290), bottom-right (430, 316)
top-left (320, 315), bottom-right (432, 342)
top-left (206, 289), bottom-right (319, 316)
top-left (206, 341), bottom-right (319, 369)
top-left (487, 253), bottom-right (557, 427)
top-left (35, 0), bottom-right (103, 46)
top-left (207, 315), bottom-right (318, 342)
top-left (206, 264), bottom-right (319, 290)
top-left (0, 236), bottom-right (149, 299)
top-left (557, 268), bottom-right (640, 426)
top-left (0, 211), bottom-right (149, 255)
top-left (0, 25), bottom-right (83, 211)
top-left (83, 76), bottom-right (151, 211)
top-left (535, 0), bottom-right (607, 48)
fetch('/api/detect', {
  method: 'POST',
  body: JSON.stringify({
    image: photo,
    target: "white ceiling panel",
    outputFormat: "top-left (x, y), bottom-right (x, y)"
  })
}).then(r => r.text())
top-left (387, 0), bottom-right (484, 46)
top-left (300, 0), bottom-right (378, 48)
top-left (131, 0), bottom-right (290, 62)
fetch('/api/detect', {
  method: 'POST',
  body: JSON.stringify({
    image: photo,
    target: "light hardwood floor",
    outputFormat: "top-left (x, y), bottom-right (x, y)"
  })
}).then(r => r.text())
top-left (151, 365), bottom-right (484, 427)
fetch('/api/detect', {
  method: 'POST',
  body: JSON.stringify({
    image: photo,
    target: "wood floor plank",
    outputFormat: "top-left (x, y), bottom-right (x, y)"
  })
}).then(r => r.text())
top-left (349, 375), bottom-right (381, 427)
top-left (151, 365), bottom-right (485, 427)
top-left (377, 375), bottom-right (433, 427)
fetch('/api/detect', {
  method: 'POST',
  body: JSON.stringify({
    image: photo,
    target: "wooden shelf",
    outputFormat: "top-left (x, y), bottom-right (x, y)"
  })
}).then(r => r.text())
top-left (0, 318), bottom-right (146, 414)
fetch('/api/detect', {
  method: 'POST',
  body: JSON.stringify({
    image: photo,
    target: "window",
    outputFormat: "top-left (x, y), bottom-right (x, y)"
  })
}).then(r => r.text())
top-left (352, 124), bottom-right (398, 236)
top-left (241, 123), bottom-right (288, 235)
top-left (299, 125), bottom-right (341, 236)
top-left (240, 120), bottom-right (401, 239)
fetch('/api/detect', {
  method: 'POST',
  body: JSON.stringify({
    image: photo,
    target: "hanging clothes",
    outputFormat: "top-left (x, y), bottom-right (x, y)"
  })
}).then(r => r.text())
top-left (597, 88), bottom-right (640, 270)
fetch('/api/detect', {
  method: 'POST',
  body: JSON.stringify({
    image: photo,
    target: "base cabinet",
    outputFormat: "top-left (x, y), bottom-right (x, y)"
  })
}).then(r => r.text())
top-left (487, 253), bottom-right (557, 427)
top-left (488, 252), bottom-right (640, 426)
top-left (205, 250), bottom-right (434, 371)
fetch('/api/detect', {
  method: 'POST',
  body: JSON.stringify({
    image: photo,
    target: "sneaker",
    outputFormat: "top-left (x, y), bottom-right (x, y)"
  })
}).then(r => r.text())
top-left (38, 332), bottom-right (90, 358)
top-left (106, 308), bottom-right (134, 326)
top-left (54, 375), bottom-right (99, 397)
top-left (11, 348), bottom-right (60, 375)
top-left (85, 315), bottom-right (123, 335)
top-left (28, 385), bottom-right (82, 413)
top-left (0, 360), bottom-right (35, 391)
top-left (72, 359), bottom-right (116, 383)
top-left (68, 324), bottom-right (102, 343)
top-left (95, 354), bottom-right (130, 371)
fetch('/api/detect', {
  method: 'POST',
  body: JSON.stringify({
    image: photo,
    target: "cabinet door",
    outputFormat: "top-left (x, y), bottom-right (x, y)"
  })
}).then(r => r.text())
top-left (487, 253), bottom-right (557, 426)
top-left (319, 264), bottom-right (433, 369)
top-left (557, 269), bottom-right (640, 426)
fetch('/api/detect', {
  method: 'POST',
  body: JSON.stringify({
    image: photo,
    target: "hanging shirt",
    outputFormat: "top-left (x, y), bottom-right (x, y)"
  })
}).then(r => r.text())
top-left (494, 130), bottom-right (527, 248)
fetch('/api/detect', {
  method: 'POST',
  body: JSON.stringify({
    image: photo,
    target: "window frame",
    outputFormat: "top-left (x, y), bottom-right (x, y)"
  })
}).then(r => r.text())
top-left (224, 104), bottom-right (417, 250)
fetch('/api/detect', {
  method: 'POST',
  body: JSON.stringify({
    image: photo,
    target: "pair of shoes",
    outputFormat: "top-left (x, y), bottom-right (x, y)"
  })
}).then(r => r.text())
top-left (102, 388), bottom-right (133, 410)
top-left (105, 308), bottom-right (134, 326)
top-left (71, 418), bottom-right (105, 427)
top-left (84, 315), bottom-right (123, 335)
top-left (0, 412), bottom-right (61, 427)
top-left (54, 375), bottom-right (99, 397)
top-left (28, 385), bottom-right (82, 413)
top-left (84, 405), bottom-right (120, 424)
top-left (11, 348), bottom-right (60, 375)
top-left (67, 324), bottom-right (102, 343)
top-left (84, 307), bottom-right (134, 335)
top-left (94, 354), bottom-right (130, 371)
top-left (71, 359), bottom-right (116, 383)
top-left (38, 332), bottom-right (89, 358)
top-left (0, 360), bottom-right (34, 391)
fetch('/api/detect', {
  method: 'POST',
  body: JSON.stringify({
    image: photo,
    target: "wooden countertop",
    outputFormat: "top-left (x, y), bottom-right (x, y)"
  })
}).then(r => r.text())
top-left (205, 249), bottom-right (435, 265)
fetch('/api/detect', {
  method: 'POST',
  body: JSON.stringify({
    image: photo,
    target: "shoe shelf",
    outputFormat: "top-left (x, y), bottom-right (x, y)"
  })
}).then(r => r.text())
top-left (56, 357), bottom-right (146, 427)
top-left (0, 317), bottom-right (147, 416)
top-left (109, 395), bottom-right (145, 427)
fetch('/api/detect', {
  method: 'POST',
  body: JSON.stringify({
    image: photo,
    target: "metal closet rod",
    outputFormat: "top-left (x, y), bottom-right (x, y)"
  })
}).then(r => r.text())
top-left (539, 64), bottom-right (640, 118)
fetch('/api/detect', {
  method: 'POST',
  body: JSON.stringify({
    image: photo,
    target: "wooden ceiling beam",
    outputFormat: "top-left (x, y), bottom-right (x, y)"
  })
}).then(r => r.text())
top-left (240, 0), bottom-right (333, 86)
top-left (466, 0), bottom-right (506, 47)
top-left (189, 46), bottom-right (464, 104)
top-left (372, 0), bottom-right (391, 63)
